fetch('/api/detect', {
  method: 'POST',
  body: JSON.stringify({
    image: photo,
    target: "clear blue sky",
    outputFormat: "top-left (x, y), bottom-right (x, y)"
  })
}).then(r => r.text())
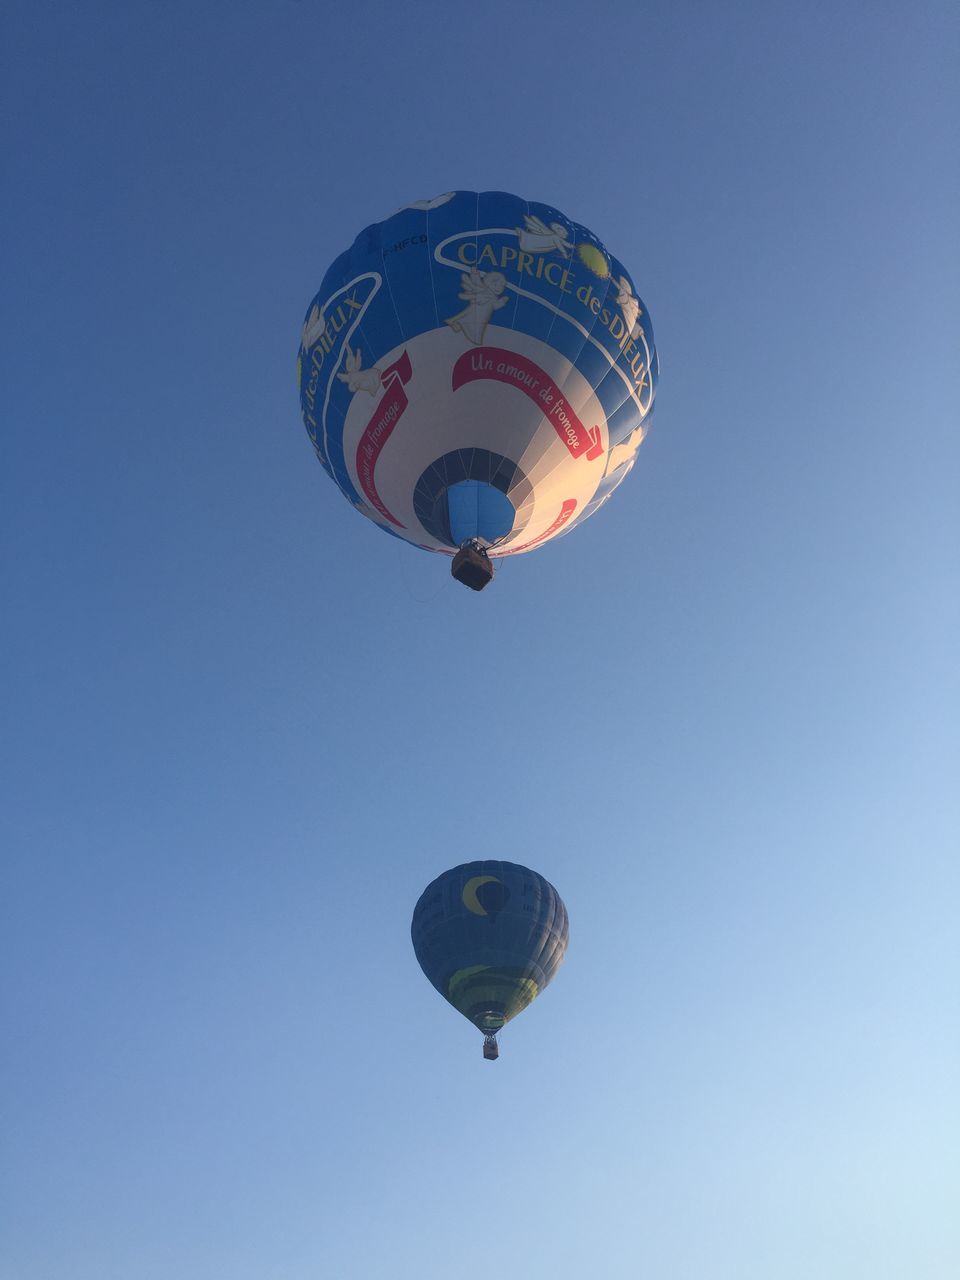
top-left (2, 3), bottom-right (958, 1277)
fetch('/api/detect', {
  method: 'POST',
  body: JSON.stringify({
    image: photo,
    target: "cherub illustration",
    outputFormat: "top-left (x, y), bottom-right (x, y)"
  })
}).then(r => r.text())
top-left (337, 345), bottom-right (382, 395)
top-left (445, 268), bottom-right (509, 345)
top-left (401, 192), bottom-right (456, 211)
top-left (515, 214), bottom-right (574, 256)
top-left (613, 275), bottom-right (642, 338)
top-left (301, 303), bottom-right (326, 352)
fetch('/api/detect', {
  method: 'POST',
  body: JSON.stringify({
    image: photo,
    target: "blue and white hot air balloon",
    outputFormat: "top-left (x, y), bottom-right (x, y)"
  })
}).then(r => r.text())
top-left (297, 190), bottom-right (659, 589)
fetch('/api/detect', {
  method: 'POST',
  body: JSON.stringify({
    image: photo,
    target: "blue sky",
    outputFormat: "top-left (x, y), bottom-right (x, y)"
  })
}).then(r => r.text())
top-left (2, 2), bottom-right (958, 1277)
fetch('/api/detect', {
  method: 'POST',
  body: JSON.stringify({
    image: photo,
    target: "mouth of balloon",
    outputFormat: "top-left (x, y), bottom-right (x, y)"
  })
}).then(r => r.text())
top-left (446, 479), bottom-right (515, 547)
top-left (473, 1009), bottom-right (506, 1033)
top-left (413, 448), bottom-right (533, 548)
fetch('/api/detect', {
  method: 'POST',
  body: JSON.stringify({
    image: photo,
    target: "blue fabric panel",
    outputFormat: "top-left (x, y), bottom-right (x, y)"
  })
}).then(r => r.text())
top-left (446, 480), bottom-right (515, 545)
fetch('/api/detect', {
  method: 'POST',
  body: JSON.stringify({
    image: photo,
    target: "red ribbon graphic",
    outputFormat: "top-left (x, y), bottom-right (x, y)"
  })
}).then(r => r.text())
top-left (355, 351), bottom-right (412, 527)
top-left (452, 347), bottom-right (603, 461)
top-left (497, 499), bottom-right (578, 556)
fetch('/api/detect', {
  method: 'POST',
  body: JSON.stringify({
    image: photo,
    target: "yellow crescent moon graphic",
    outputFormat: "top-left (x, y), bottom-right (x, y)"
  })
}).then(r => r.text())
top-left (463, 875), bottom-right (500, 916)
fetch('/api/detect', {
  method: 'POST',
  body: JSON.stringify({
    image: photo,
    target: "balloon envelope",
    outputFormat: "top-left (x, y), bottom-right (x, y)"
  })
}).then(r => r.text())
top-left (298, 190), bottom-right (658, 559)
top-left (411, 861), bottom-right (569, 1037)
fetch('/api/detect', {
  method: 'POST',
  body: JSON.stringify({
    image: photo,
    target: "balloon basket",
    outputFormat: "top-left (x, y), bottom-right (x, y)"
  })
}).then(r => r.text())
top-left (451, 542), bottom-right (494, 591)
top-left (483, 1034), bottom-right (499, 1061)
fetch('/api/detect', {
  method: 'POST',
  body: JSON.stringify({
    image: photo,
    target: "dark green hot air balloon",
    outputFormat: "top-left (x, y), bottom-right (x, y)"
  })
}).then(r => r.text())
top-left (411, 861), bottom-right (569, 1059)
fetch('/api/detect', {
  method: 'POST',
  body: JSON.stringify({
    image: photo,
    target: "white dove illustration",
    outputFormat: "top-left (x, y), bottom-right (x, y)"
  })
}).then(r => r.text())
top-left (301, 303), bottom-right (326, 352)
top-left (336, 345), bottom-right (382, 395)
top-left (604, 423), bottom-right (647, 476)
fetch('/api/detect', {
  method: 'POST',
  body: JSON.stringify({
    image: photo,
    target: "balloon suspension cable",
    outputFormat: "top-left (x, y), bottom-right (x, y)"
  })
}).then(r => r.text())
top-left (483, 1033), bottom-right (499, 1061)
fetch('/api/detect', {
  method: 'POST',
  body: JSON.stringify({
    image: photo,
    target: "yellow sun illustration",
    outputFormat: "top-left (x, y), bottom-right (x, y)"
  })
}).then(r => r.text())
top-left (577, 243), bottom-right (610, 278)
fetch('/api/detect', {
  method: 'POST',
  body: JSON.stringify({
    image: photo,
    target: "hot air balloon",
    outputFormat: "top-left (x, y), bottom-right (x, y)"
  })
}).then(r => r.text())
top-left (411, 861), bottom-right (568, 1059)
top-left (297, 190), bottom-right (659, 589)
